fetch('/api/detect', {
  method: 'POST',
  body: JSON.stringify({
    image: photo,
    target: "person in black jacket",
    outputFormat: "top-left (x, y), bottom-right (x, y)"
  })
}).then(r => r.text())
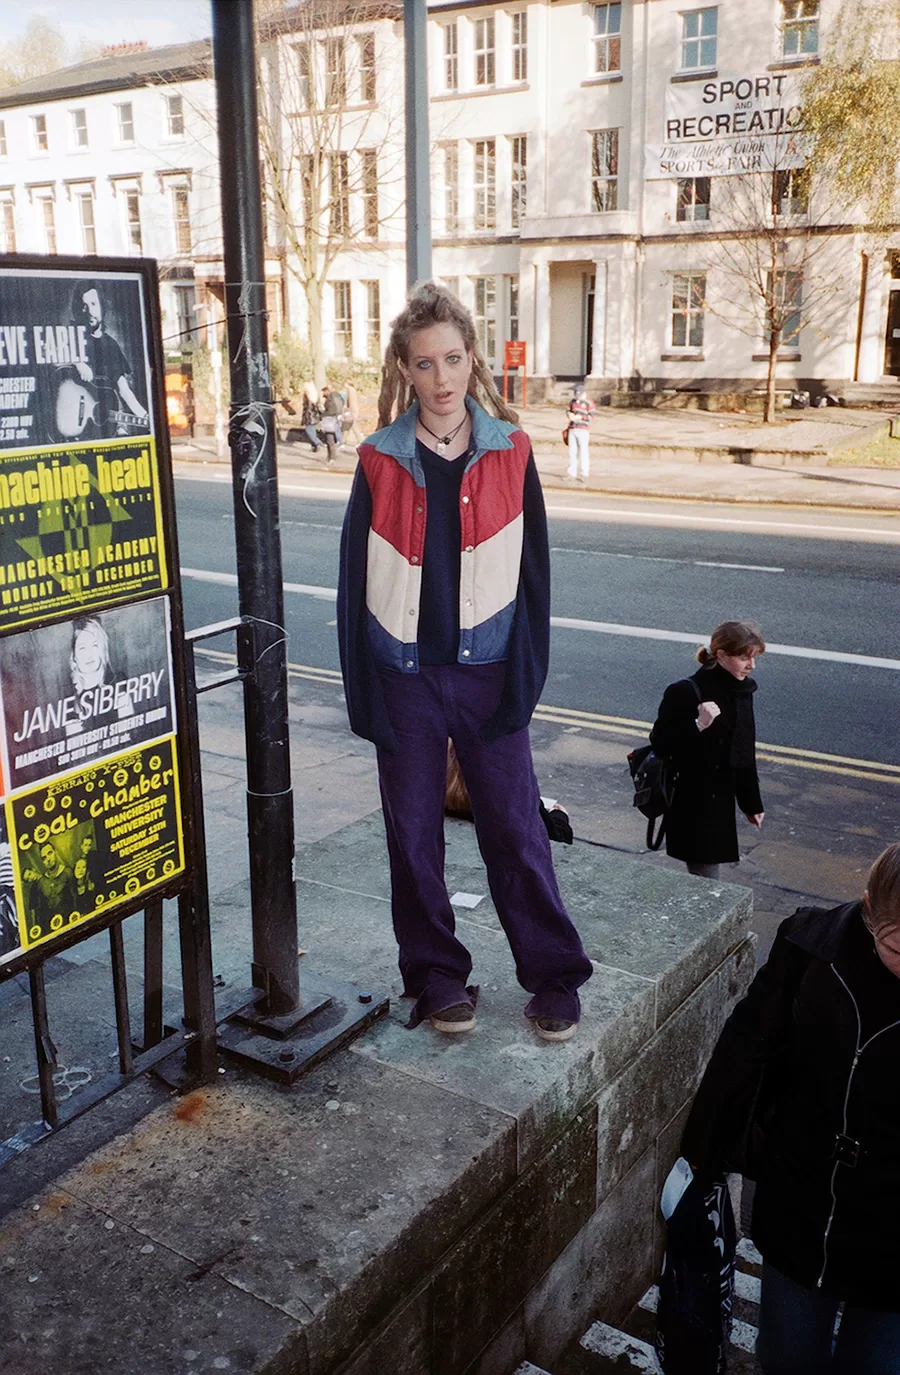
top-left (650, 620), bottom-right (765, 880)
top-left (681, 842), bottom-right (900, 1374)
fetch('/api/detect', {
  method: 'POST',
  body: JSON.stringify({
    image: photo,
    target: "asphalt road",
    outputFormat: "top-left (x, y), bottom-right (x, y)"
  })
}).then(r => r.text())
top-left (173, 471), bottom-right (900, 769)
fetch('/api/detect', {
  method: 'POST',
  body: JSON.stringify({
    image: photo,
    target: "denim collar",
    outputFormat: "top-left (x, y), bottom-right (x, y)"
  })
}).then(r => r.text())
top-left (367, 397), bottom-right (517, 464)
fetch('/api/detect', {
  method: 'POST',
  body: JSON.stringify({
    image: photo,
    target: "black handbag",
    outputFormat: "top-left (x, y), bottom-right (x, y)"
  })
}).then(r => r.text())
top-left (656, 1174), bottom-right (736, 1375)
top-left (628, 680), bottom-right (702, 851)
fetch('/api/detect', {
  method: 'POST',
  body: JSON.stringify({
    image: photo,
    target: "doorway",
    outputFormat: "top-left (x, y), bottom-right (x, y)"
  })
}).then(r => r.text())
top-left (884, 290), bottom-right (900, 375)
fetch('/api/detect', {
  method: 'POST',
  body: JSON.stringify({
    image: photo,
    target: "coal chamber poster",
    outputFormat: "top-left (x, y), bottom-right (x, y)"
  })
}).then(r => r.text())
top-left (0, 268), bottom-right (167, 630)
top-left (5, 737), bottom-right (185, 960)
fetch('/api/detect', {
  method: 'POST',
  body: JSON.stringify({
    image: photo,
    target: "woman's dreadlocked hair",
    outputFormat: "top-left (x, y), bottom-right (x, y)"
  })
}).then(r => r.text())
top-left (377, 281), bottom-right (519, 428)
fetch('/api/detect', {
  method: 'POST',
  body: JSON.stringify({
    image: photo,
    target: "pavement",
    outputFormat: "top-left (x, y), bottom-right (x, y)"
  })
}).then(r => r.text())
top-left (174, 401), bottom-right (900, 512)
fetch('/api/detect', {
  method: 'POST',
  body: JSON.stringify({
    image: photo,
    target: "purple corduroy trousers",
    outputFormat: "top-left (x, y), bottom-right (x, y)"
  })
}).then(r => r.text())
top-left (376, 662), bottom-right (593, 1028)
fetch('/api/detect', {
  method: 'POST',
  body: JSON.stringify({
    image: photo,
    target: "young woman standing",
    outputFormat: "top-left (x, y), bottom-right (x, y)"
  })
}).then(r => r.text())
top-left (650, 620), bottom-right (766, 880)
top-left (337, 283), bottom-right (592, 1039)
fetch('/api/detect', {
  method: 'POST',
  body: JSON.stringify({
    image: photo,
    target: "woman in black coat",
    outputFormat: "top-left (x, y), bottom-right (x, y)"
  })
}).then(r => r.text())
top-left (650, 620), bottom-right (765, 879)
top-left (680, 843), bottom-right (900, 1373)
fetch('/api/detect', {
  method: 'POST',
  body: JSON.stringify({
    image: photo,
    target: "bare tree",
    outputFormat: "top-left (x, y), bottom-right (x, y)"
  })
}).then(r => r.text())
top-left (258, 0), bottom-right (403, 388)
top-left (0, 17), bottom-right (68, 90)
top-left (703, 138), bottom-right (845, 421)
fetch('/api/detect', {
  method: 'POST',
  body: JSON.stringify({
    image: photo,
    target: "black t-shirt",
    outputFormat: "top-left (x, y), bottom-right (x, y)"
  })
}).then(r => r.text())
top-left (417, 439), bottom-right (472, 665)
top-left (87, 331), bottom-right (130, 395)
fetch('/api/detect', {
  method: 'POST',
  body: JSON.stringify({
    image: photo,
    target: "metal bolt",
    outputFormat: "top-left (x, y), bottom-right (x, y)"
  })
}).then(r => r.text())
top-left (278, 1049), bottom-right (296, 1063)
top-left (358, 992), bottom-right (373, 1004)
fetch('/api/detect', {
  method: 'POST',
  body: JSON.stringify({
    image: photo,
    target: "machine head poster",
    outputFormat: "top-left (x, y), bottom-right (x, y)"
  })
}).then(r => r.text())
top-left (0, 597), bottom-right (176, 792)
top-left (0, 267), bottom-right (167, 630)
top-left (1, 736), bottom-right (185, 963)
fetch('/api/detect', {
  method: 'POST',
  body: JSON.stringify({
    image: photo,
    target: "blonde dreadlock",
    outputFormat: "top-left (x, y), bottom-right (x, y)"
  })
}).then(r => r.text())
top-left (377, 282), bottom-right (519, 429)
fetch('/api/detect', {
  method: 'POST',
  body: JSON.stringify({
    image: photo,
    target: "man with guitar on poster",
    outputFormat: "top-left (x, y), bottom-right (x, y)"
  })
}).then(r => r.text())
top-left (57, 282), bottom-right (150, 441)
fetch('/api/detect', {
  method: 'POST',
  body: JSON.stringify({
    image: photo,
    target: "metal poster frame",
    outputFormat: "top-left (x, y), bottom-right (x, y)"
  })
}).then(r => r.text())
top-left (0, 255), bottom-right (195, 982)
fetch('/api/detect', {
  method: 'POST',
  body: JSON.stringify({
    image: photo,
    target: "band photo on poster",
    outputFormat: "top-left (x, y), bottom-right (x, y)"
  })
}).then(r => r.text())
top-left (0, 809), bottom-right (21, 965)
top-left (0, 269), bottom-right (152, 450)
top-left (7, 736), bottom-right (185, 958)
top-left (0, 597), bottom-right (176, 792)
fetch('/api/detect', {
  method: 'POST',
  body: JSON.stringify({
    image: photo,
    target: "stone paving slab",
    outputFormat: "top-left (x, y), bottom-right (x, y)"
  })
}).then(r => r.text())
top-left (0, 1188), bottom-right (300, 1375)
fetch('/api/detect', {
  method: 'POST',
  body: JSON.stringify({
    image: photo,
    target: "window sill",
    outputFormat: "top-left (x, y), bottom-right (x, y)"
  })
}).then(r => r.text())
top-left (752, 352), bottom-right (801, 361)
top-left (671, 69), bottom-right (717, 83)
top-left (767, 56), bottom-right (820, 71)
top-left (432, 82), bottom-right (530, 102)
top-left (581, 73), bottom-right (623, 86)
top-left (661, 352), bottom-right (705, 361)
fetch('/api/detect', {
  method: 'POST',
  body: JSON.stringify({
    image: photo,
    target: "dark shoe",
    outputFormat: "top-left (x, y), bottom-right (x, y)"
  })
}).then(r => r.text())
top-left (430, 1002), bottom-right (476, 1033)
top-left (534, 1016), bottom-right (576, 1042)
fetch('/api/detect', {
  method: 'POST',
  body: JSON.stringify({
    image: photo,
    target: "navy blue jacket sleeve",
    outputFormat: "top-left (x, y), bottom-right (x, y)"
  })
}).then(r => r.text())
top-left (480, 451), bottom-right (550, 743)
top-left (337, 464), bottom-right (396, 751)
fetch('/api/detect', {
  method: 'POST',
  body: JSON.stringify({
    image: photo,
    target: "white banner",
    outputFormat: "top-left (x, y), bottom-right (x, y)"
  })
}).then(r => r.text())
top-left (646, 71), bottom-right (806, 179)
top-left (645, 131), bottom-right (808, 180)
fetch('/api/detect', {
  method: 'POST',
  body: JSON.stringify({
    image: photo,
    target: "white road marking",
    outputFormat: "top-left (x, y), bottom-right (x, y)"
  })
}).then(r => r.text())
top-left (550, 618), bottom-right (900, 671)
top-left (181, 567), bottom-right (336, 600)
top-left (552, 547), bottom-right (785, 573)
top-left (694, 560), bottom-right (785, 573)
top-left (544, 501), bottom-right (900, 542)
top-left (182, 571), bottom-right (900, 671)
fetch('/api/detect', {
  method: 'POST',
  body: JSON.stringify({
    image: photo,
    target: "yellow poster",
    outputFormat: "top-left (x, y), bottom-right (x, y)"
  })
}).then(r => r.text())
top-left (0, 437), bottom-right (168, 629)
top-left (6, 736), bottom-right (185, 956)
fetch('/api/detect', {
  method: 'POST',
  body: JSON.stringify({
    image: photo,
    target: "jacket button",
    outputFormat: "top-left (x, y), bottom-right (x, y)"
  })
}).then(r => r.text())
top-left (462, 495), bottom-right (470, 504)
top-left (410, 556), bottom-right (418, 564)
top-left (406, 659), bottom-right (414, 667)
top-left (466, 599), bottom-right (472, 607)
top-left (416, 505), bottom-right (423, 514)
top-left (465, 544), bottom-right (474, 552)
top-left (461, 649), bottom-right (470, 657)
top-left (409, 608), bottom-right (415, 616)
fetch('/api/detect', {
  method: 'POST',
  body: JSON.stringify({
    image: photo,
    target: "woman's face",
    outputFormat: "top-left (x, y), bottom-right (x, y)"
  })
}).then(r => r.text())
top-left (399, 322), bottom-right (473, 420)
top-left (72, 626), bottom-right (106, 682)
top-left (716, 647), bottom-right (758, 680)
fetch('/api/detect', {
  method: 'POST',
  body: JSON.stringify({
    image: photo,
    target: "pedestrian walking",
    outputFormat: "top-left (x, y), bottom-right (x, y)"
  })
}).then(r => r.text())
top-left (679, 841), bottom-right (900, 1374)
top-left (336, 281), bottom-right (593, 1040)
top-left (319, 384), bottom-right (343, 465)
top-left (565, 382), bottom-right (597, 482)
top-left (650, 620), bottom-right (765, 880)
top-left (300, 381), bottom-right (322, 454)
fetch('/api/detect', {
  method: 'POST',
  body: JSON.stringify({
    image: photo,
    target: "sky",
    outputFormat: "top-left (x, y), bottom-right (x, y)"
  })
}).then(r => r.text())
top-left (0, 1), bottom-right (213, 52)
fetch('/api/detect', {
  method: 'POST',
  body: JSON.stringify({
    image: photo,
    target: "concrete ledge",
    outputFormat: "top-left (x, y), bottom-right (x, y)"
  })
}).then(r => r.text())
top-left (0, 817), bottom-right (753, 1375)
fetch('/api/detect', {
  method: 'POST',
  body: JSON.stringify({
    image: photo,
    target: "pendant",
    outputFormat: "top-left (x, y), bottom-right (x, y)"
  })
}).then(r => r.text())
top-left (436, 439), bottom-right (447, 455)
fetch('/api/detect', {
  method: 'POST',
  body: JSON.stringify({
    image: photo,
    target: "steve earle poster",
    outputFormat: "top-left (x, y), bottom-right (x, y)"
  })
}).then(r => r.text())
top-left (0, 268), bottom-right (167, 630)
top-left (0, 597), bottom-right (176, 792)
top-left (0, 269), bottom-right (152, 450)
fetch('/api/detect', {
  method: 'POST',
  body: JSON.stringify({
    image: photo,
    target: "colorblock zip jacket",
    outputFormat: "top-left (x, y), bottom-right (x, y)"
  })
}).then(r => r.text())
top-left (337, 399), bottom-right (550, 752)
